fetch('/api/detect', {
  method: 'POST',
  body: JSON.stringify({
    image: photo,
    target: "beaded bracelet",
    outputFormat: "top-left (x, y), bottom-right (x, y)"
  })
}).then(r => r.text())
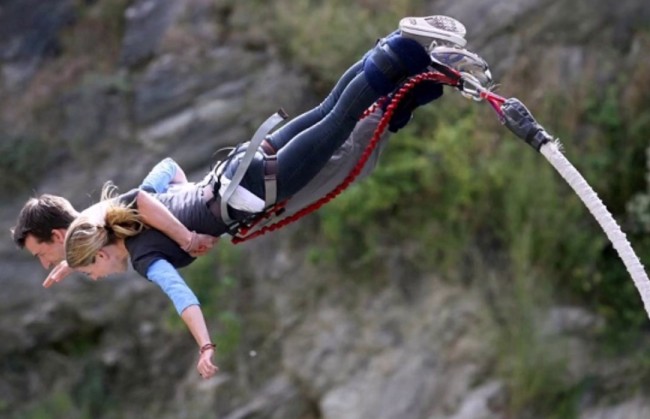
top-left (200, 343), bottom-right (216, 354)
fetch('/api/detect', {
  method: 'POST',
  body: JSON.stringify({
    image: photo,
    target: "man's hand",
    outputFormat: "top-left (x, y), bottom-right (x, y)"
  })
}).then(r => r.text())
top-left (43, 261), bottom-right (74, 288)
top-left (197, 347), bottom-right (219, 379)
top-left (184, 232), bottom-right (219, 257)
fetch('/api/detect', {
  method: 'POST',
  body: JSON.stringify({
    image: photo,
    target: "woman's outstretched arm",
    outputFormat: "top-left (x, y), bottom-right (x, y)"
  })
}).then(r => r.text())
top-left (147, 259), bottom-right (219, 379)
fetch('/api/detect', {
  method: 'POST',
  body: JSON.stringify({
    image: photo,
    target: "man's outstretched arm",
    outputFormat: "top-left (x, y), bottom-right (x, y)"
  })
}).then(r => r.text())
top-left (140, 157), bottom-right (189, 193)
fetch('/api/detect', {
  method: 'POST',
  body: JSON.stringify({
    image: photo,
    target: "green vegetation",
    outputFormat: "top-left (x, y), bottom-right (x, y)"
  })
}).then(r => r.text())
top-left (213, 0), bottom-right (417, 92)
top-left (0, 132), bottom-right (52, 193)
top-left (11, 363), bottom-right (118, 419)
top-left (11, 392), bottom-right (80, 419)
top-left (0, 0), bottom-right (133, 188)
top-left (270, 0), bottom-right (413, 91)
top-left (491, 237), bottom-right (581, 418)
top-left (628, 148), bottom-right (650, 233)
top-left (63, 0), bottom-right (131, 69)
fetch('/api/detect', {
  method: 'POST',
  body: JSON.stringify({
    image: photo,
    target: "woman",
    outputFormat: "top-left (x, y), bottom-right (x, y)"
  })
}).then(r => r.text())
top-left (63, 16), bottom-right (468, 379)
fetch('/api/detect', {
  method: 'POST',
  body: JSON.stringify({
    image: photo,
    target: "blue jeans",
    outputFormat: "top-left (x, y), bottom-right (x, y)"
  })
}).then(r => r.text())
top-left (224, 34), bottom-right (428, 208)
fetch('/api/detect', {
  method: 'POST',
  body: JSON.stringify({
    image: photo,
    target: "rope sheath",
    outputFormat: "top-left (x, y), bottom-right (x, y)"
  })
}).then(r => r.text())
top-left (541, 142), bottom-right (650, 318)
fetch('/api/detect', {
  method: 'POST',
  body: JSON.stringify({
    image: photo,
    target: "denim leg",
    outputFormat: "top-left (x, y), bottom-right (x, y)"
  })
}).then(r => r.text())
top-left (266, 60), bottom-right (363, 151)
top-left (228, 71), bottom-right (380, 202)
top-left (273, 72), bottom-right (383, 200)
top-left (268, 30), bottom-right (399, 151)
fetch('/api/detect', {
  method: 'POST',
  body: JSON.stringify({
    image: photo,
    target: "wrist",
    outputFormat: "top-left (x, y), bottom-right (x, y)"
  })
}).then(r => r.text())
top-left (181, 231), bottom-right (196, 252)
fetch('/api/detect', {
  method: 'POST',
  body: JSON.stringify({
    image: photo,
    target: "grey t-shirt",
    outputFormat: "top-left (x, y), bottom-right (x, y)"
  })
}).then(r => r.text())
top-left (119, 187), bottom-right (225, 276)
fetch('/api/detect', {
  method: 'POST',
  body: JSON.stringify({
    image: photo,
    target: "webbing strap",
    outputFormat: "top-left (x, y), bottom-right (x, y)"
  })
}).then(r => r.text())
top-left (220, 109), bottom-right (287, 224)
top-left (261, 141), bottom-right (278, 207)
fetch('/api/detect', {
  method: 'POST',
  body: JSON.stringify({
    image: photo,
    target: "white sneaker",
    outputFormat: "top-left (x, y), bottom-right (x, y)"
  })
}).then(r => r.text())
top-left (399, 15), bottom-right (467, 50)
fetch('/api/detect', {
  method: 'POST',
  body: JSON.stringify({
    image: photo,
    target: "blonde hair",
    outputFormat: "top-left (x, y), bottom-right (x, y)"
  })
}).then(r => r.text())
top-left (65, 183), bottom-right (144, 268)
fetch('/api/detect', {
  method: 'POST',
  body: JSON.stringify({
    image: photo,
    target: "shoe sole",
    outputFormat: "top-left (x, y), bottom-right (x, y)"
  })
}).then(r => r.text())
top-left (399, 16), bottom-right (467, 48)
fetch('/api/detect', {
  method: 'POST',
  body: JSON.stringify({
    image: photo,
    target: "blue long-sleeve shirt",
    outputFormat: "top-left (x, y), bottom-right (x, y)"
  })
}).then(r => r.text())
top-left (139, 157), bottom-right (179, 193)
top-left (147, 259), bottom-right (199, 315)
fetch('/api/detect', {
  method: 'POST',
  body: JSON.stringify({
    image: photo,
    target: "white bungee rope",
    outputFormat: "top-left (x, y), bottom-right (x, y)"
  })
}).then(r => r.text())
top-left (541, 140), bottom-right (650, 317)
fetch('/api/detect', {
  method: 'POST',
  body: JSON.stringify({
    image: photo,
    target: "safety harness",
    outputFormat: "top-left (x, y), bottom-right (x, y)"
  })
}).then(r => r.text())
top-left (218, 109), bottom-right (287, 225)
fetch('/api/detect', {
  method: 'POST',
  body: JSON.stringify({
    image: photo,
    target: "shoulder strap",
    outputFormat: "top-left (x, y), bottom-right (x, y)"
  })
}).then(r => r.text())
top-left (220, 109), bottom-right (288, 224)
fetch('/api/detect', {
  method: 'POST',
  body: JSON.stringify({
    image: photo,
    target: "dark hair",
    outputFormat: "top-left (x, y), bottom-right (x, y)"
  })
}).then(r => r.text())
top-left (11, 194), bottom-right (79, 248)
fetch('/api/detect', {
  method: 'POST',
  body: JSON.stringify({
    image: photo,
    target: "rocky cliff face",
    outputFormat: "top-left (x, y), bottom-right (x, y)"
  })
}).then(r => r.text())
top-left (1, 0), bottom-right (649, 418)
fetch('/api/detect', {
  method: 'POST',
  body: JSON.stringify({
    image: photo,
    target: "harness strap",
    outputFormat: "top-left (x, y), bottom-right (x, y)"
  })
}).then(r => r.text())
top-left (220, 109), bottom-right (288, 224)
top-left (260, 140), bottom-right (278, 208)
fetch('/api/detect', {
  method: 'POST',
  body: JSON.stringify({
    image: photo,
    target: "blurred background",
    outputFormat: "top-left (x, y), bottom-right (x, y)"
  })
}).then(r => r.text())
top-left (1, 0), bottom-right (649, 418)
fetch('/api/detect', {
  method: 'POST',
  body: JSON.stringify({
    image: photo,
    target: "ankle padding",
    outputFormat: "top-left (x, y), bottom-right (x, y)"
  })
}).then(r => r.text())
top-left (386, 36), bottom-right (430, 75)
top-left (363, 36), bottom-right (429, 95)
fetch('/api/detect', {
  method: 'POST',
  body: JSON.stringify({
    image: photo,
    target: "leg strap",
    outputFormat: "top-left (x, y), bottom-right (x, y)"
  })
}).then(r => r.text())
top-left (260, 139), bottom-right (278, 208)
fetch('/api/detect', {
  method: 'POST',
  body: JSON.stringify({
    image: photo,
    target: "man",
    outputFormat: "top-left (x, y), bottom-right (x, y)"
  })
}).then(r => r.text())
top-left (12, 194), bottom-right (78, 270)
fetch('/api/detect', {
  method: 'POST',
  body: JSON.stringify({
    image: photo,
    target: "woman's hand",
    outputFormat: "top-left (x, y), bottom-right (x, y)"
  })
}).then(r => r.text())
top-left (43, 261), bottom-right (74, 288)
top-left (181, 306), bottom-right (219, 379)
top-left (197, 346), bottom-right (219, 379)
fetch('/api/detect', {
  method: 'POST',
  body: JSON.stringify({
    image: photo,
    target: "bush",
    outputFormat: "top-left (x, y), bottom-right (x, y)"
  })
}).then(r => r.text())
top-left (267, 0), bottom-right (415, 93)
